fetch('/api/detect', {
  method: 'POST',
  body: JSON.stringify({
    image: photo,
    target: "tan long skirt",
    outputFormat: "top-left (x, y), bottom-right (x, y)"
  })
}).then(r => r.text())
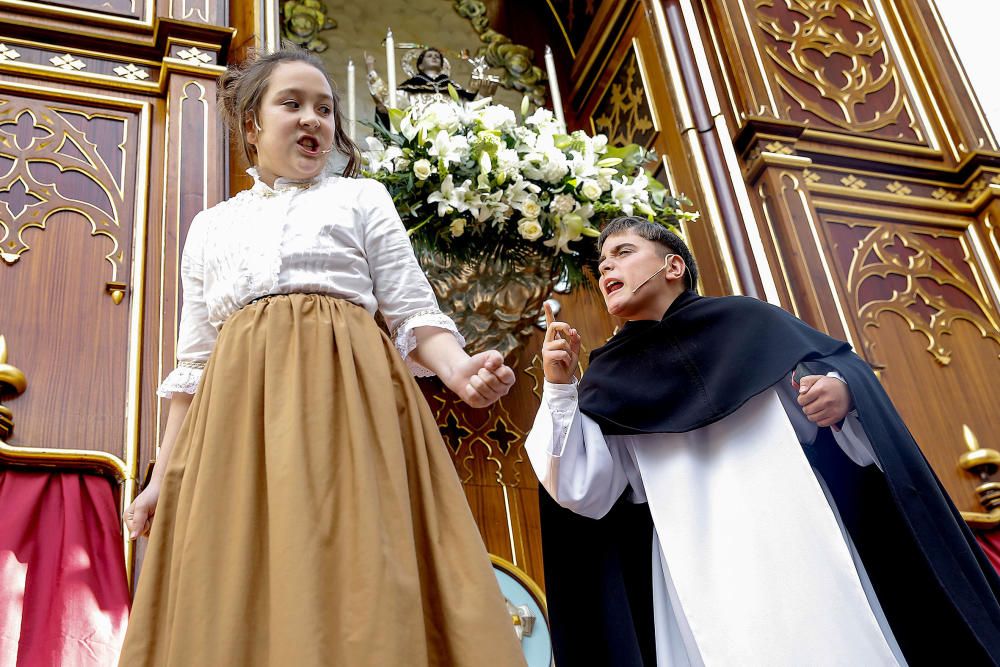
top-left (120, 294), bottom-right (525, 666)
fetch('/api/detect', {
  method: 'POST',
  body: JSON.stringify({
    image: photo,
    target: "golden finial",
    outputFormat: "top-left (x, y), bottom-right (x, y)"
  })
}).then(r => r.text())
top-left (0, 335), bottom-right (27, 396)
top-left (958, 424), bottom-right (1000, 477)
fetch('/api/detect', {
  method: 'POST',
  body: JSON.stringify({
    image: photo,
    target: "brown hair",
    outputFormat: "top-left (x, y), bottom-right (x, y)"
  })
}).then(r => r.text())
top-left (217, 46), bottom-right (361, 177)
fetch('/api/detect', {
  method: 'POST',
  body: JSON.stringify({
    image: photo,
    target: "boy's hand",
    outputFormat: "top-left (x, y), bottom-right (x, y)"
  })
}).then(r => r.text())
top-left (542, 302), bottom-right (581, 385)
top-left (795, 374), bottom-right (852, 429)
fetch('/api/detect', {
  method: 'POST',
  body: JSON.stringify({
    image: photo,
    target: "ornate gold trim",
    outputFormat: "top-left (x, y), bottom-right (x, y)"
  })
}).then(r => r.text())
top-left (962, 509), bottom-right (1000, 529)
top-left (541, 0), bottom-right (577, 58)
top-left (785, 174), bottom-right (860, 349)
top-left (650, 0), bottom-right (695, 133)
top-left (0, 440), bottom-right (128, 482)
top-left (682, 128), bottom-right (742, 295)
top-left (874, 0), bottom-right (952, 159)
top-left (0, 0), bottom-right (155, 29)
top-left (756, 180), bottom-right (802, 317)
top-left (0, 78), bottom-right (151, 584)
top-left (799, 127), bottom-right (943, 159)
top-left (490, 554), bottom-right (548, 618)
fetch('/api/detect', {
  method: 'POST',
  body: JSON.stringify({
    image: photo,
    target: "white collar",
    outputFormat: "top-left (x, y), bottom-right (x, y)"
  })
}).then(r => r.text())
top-left (246, 167), bottom-right (325, 195)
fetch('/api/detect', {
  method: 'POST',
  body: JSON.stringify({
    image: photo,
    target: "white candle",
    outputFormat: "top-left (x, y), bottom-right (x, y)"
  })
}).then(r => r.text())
top-left (386, 28), bottom-right (397, 109)
top-left (544, 45), bottom-right (565, 131)
top-left (347, 58), bottom-right (356, 141)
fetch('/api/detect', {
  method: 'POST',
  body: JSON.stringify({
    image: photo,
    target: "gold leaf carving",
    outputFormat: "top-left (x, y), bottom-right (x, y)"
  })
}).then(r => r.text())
top-left (0, 99), bottom-right (127, 282)
top-left (593, 46), bottom-right (656, 148)
top-left (846, 227), bottom-right (1000, 365)
top-left (755, 0), bottom-right (921, 140)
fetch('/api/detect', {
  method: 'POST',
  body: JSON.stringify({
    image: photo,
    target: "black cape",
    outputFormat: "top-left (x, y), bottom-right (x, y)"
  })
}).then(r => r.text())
top-left (540, 290), bottom-right (1000, 666)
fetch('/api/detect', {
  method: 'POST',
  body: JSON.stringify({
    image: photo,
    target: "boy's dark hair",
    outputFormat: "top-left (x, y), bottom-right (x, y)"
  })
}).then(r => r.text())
top-left (598, 216), bottom-right (699, 290)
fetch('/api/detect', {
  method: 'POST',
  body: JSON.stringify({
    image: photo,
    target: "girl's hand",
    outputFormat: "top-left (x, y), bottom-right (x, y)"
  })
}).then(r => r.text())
top-left (542, 302), bottom-right (581, 385)
top-left (795, 375), bottom-right (852, 429)
top-left (125, 483), bottom-right (161, 540)
top-left (446, 350), bottom-right (515, 408)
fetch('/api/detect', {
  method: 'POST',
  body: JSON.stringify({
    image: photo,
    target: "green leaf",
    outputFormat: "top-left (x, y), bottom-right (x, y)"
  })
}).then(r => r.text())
top-left (448, 83), bottom-right (460, 103)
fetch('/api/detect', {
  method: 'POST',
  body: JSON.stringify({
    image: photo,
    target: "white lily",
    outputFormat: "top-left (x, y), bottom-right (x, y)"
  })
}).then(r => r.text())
top-left (428, 130), bottom-right (469, 168)
top-left (427, 175), bottom-right (473, 217)
top-left (363, 136), bottom-right (403, 173)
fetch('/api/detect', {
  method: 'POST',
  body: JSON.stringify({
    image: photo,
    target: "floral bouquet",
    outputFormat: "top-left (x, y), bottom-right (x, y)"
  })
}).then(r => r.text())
top-left (362, 97), bottom-right (697, 286)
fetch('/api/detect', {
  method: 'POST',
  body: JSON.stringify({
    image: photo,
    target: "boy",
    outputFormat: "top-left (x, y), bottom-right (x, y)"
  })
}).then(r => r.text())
top-left (527, 216), bottom-right (1000, 666)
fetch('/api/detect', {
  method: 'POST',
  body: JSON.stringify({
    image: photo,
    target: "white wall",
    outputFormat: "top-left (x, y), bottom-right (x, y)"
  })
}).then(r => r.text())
top-left (933, 0), bottom-right (1000, 143)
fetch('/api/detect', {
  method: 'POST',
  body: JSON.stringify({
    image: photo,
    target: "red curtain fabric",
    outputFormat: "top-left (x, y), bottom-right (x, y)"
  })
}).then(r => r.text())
top-left (0, 469), bottom-right (130, 666)
top-left (977, 527), bottom-right (1000, 576)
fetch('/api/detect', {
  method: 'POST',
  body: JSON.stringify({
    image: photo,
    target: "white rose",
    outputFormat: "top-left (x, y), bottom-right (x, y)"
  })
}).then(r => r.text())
top-left (450, 218), bottom-right (466, 237)
top-left (412, 159), bottom-right (432, 180)
top-left (521, 199), bottom-right (542, 219)
top-left (580, 179), bottom-right (603, 201)
top-left (550, 193), bottom-right (577, 215)
top-left (518, 218), bottom-right (543, 241)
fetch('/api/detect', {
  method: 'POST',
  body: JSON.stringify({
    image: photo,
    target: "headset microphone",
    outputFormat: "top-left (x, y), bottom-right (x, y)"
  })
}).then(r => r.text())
top-left (630, 254), bottom-right (678, 294)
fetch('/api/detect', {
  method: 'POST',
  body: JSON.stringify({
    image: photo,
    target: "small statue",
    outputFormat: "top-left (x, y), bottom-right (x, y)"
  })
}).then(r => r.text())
top-left (365, 46), bottom-right (497, 118)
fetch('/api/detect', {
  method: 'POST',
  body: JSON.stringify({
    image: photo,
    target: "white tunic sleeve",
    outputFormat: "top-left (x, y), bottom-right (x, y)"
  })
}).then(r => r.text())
top-left (525, 380), bottom-right (631, 519)
top-left (360, 180), bottom-right (464, 376)
top-left (157, 213), bottom-right (219, 398)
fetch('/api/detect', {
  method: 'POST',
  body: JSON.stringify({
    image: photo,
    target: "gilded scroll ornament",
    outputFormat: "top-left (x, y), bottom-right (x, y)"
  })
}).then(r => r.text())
top-left (592, 47), bottom-right (655, 148)
top-left (846, 226), bottom-right (1000, 366)
top-left (754, 0), bottom-right (921, 140)
top-left (0, 102), bottom-right (126, 284)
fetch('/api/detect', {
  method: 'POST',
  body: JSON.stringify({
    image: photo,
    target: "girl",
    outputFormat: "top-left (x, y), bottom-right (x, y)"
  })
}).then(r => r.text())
top-left (120, 48), bottom-right (525, 666)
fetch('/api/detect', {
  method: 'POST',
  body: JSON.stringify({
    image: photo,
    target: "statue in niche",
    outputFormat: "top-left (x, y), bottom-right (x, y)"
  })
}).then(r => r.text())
top-left (365, 46), bottom-right (498, 120)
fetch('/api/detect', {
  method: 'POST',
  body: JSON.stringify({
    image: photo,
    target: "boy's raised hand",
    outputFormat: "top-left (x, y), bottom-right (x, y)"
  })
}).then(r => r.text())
top-left (795, 374), bottom-right (852, 429)
top-left (542, 302), bottom-right (582, 385)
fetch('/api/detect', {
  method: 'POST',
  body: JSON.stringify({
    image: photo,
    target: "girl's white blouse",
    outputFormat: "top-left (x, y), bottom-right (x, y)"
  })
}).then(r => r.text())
top-left (157, 169), bottom-right (463, 397)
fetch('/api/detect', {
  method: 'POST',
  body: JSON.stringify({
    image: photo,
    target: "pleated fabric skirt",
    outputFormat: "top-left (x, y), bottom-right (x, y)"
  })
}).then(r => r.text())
top-left (120, 294), bottom-right (525, 666)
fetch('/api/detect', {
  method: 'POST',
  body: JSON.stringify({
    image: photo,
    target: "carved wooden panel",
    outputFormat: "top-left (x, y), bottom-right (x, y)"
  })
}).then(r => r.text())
top-left (752, 0), bottom-right (925, 143)
top-left (818, 210), bottom-right (1000, 507)
top-left (546, 0), bottom-right (600, 54)
top-left (0, 85), bottom-right (148, 465)
top-left (6, 0), bottom-right (149, 21)
top-left (591, 42), bottom-right (657, 149)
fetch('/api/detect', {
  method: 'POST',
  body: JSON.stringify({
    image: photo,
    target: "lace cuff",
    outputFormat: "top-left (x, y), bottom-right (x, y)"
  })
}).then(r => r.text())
top-left (156, 360), bottom-right (206, 398)
top-left (393, 310), bottom-right (465, 377)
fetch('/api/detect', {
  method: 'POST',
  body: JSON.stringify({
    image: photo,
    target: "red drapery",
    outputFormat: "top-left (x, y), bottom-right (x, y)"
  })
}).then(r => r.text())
top-left (0, 469), bottom-right (130, 666)
top-left (976, 527), bottom-right (1000, 576)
